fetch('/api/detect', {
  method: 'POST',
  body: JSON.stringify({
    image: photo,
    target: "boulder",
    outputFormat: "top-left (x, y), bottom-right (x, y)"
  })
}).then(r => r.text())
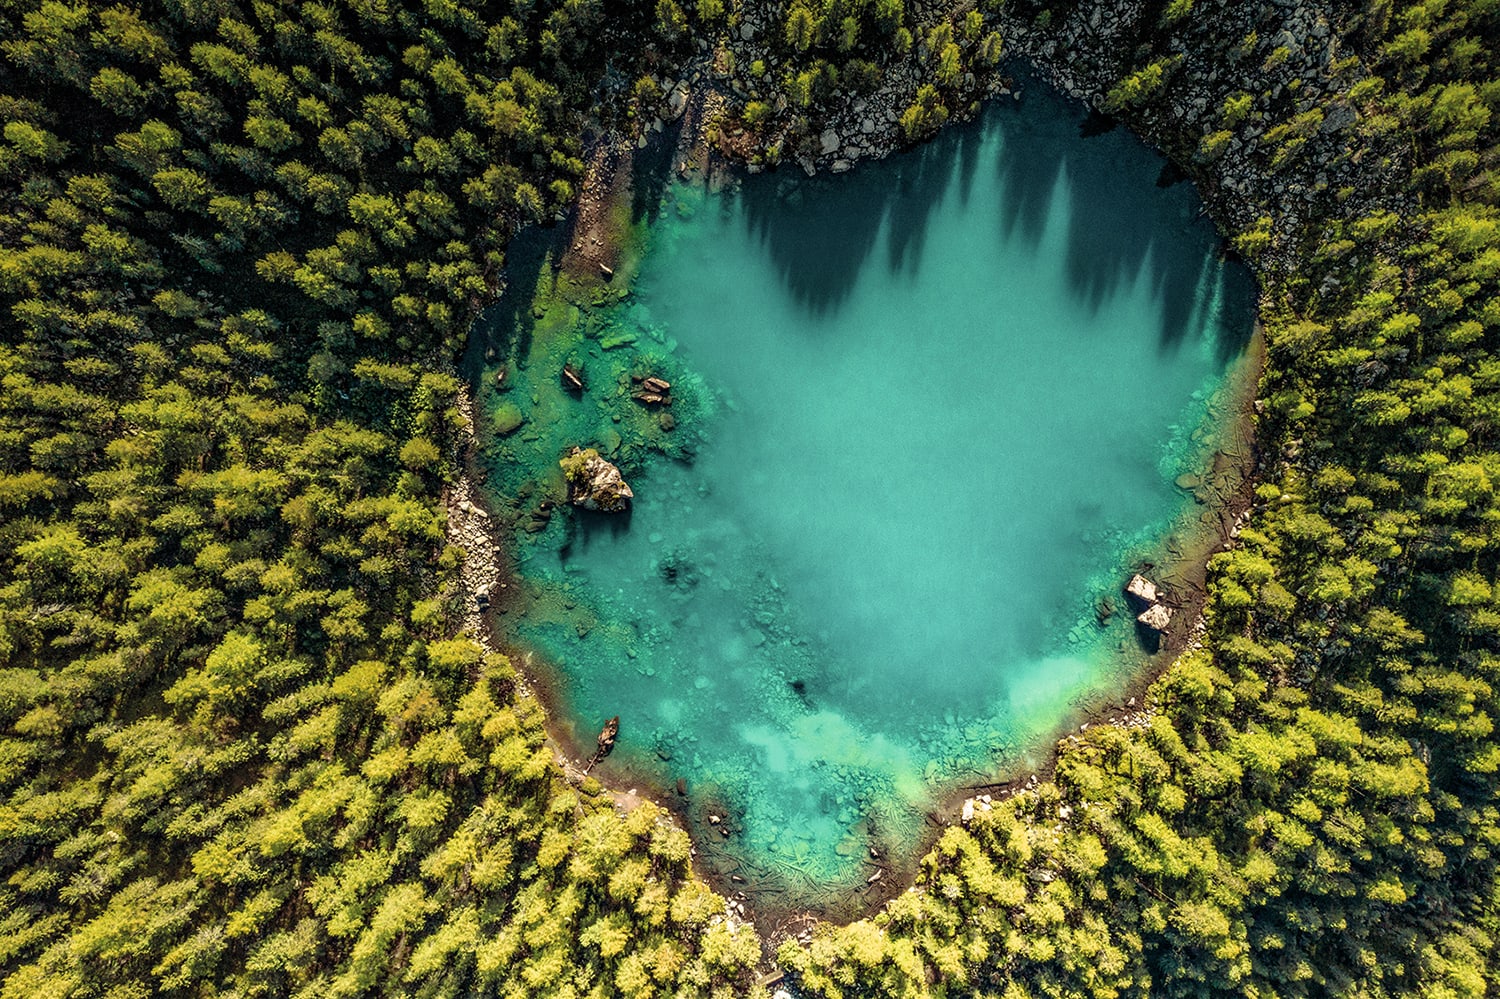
top-left (632, 376), bottom-right (673, 406)
top-left (1137, 603), bottom-right (1172, 632)
top-left (1125, 574), bottom-right (1159, 605)
top-left (561, 447), bottom-right (633, 511)
top-left (493, 402), bottom-right (524, 435)
top-left (596, 715), bottom-right (619, 757)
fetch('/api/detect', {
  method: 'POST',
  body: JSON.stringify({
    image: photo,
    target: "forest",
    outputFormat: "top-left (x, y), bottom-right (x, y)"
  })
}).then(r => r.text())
top-left (1, 0), bottom-right (1499, 995)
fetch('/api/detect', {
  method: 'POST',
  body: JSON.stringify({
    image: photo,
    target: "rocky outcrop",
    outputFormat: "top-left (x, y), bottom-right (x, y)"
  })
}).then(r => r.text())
top-left (641, 0), bottom-right (1401, 288)
top-left (1125, 573), bottom-right (1172, 633)
top-left (632, 374), bottom-right (673, 406)
top-left (561, 447), bottom-right (634, 511)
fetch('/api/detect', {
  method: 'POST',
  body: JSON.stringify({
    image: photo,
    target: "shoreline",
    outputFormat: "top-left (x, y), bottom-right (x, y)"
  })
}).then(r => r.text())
top-left (444, 93), bottom-right (1268, 943)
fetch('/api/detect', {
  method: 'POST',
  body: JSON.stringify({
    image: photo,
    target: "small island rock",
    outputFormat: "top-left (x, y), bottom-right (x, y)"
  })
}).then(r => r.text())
top-left (561, 446), bottom-right (634, 511)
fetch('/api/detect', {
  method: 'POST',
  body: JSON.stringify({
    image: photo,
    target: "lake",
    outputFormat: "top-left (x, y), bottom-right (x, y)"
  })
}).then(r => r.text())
top-left (468, 84), bottom-right (1257, 910)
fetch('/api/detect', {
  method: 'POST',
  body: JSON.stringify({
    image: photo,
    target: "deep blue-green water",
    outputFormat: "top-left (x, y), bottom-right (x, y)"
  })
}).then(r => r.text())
top-left (474, 89), bottom-right (1255, 904)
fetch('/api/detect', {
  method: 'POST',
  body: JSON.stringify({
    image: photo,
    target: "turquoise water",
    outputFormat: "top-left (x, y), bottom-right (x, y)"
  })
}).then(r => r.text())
top-left (473, 89), bottom-right (1255, 905)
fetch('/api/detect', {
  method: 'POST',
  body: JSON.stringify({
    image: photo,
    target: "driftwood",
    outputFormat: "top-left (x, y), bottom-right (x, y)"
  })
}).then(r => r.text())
top-left (561, 363), bottom-right (585, 392)
top-left (583, 715), bottom-right (619, 773)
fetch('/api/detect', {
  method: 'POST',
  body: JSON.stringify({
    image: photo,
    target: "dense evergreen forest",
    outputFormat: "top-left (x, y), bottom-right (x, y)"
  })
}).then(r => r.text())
top-left (2, 0), bottom-right (1500, 994)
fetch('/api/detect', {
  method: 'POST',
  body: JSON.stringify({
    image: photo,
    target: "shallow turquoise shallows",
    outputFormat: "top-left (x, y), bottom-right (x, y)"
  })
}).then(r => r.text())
top-left (481, 87), bottom-right (1255, 906)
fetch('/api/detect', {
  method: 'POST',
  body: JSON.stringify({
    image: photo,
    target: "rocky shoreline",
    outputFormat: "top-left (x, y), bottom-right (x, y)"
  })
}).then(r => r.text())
top-left (632, 0), bottom-right (1407, 286)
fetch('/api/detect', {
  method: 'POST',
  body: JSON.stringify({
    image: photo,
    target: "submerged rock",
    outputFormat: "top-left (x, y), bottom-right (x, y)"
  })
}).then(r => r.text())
top-left (561, 446), bottom-right (634, 511)
top-left (1095, 595), bottom-right (1115, 626)
top-left (493, 402), bottom-right (524, 435)
top-left (600, 328), bottom-right (637, 350)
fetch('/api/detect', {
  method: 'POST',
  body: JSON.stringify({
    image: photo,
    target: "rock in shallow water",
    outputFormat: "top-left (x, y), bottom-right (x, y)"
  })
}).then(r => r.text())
top-left (1137, 602), bottom-right (1172, 632)
top-left (561, 446), bottom-right (633, 511)
top-left (1126, 573), bottom-right (1160, 605)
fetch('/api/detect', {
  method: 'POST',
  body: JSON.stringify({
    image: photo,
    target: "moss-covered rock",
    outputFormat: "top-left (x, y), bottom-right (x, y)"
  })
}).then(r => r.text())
top-left (494, 402), bottom-right (525, 435)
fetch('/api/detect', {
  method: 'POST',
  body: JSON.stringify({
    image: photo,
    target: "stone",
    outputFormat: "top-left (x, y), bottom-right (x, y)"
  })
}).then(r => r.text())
top-left (667, 87), bottom-right (688, 118)
top-left (1137, 602), bottom-right (1172, 632)
top-left (633, 377), bottom-right (671, 405)
top-left (819, 128), bottom-right (840, 155)
top-left (1321, 101), bottom-right (1357, 133)
top-left (599, 328), bottom-right (637, 350)
top-left (1125, 574), bottom-right (1159, 605)
top-left (561, 447), bottom-right (633, 512)
top-left (493, 402), bottom-right (524, 435)
top-left (592, 715), bottom-right (619, 762)
top-left (561, 363), bottom-right (584, 392)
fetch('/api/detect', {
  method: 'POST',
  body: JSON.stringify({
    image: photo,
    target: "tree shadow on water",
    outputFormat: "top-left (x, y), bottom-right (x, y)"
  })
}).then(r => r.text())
top-left (460, 223), bottom-right (565, 385)
top-left (988, 86), bottom-right (1255, 363)
top-left (731, 77), bottom-right (1253, 365)
top-left (732, 117), bottom-right (984, 316)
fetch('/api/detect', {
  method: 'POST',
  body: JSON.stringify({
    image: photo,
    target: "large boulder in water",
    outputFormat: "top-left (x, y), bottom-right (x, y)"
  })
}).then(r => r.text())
top-left (561, 447), bottom-right (633, 512)
top-left (1125, 574), bottom-right (1160, 605)
top-left (1136, 603), bottom-right (1172, 632)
